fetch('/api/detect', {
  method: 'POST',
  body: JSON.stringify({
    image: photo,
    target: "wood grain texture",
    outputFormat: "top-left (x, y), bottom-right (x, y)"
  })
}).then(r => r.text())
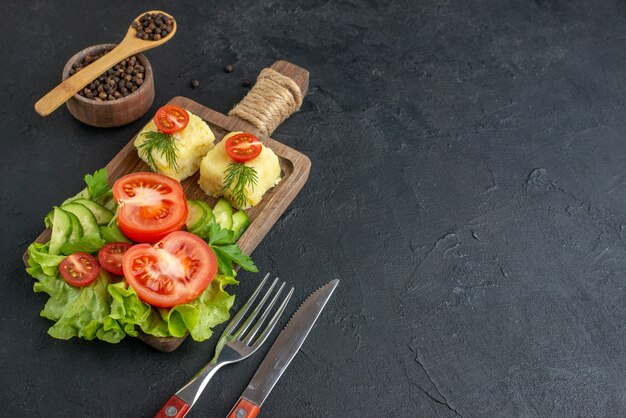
top-left (24, 60), bottom-right (310, 353)
top-left (62, 44), bottom-right (155, 128)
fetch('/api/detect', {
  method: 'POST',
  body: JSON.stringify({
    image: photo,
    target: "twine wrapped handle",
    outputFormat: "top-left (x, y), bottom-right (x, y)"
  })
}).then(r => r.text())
top-left (228, 61), bottom-right (309, 136)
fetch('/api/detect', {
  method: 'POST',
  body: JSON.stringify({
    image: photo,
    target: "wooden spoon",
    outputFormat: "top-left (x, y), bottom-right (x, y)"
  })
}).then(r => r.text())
top-left (34, 10), bottom-right (177, 117)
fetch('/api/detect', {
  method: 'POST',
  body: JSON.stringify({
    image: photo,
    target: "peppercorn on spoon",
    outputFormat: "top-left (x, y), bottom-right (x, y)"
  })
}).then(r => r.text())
top-left (34, 10), bottom-right (177, 117)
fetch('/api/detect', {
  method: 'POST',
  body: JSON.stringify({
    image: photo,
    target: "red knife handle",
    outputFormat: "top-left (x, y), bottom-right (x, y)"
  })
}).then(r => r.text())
top-left (227, 397), bottom-right (260, 418)
top-left (155, 395), bottom-right (191, 418)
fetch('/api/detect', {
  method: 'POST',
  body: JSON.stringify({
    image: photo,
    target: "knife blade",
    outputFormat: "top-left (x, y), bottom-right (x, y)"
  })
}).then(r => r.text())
top-left (226, 279), bottom-right (339, 418)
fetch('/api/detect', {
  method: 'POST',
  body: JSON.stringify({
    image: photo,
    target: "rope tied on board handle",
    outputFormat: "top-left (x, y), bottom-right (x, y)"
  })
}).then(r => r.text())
top-left (228, 68), bottom-right (303, 136)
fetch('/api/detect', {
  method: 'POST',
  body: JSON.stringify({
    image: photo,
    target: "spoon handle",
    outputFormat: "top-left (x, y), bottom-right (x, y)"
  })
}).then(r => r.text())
top-left (34, 44), bottom-right (133, 116)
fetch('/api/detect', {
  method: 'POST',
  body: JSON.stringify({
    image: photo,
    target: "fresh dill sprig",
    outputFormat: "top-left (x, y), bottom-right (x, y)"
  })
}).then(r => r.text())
top-left (138, 131), bottom-right (179, 172)
top-left (223, 163), bottom-right (258, 208)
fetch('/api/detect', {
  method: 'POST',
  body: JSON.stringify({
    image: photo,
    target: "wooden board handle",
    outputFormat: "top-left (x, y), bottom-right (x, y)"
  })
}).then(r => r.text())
top-left (228, 60), bottom-right (309, 137)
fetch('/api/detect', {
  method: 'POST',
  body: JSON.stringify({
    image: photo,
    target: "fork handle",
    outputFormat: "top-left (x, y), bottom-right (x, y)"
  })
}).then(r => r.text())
top-left (155, 361), bottom-right (226, 418)
top-left (155, 395), bottom-right (190, 418)
top-left (227, 397), bottom-right (260, 418)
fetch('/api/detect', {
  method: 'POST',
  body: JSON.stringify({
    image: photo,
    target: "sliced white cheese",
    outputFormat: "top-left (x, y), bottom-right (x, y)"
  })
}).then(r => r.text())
top-left (198, 132), bottom-right (281, 209)
top-left (134, 112), bottom-right (216, 181)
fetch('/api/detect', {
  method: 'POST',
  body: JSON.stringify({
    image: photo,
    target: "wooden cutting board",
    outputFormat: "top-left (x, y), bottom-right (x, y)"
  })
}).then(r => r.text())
top-left (24, 60), bottom-right (311, 352)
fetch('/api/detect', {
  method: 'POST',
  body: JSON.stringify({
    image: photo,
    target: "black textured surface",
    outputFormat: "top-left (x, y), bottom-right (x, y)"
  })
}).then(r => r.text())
top-left (2, 0), bottom-right (626, 416)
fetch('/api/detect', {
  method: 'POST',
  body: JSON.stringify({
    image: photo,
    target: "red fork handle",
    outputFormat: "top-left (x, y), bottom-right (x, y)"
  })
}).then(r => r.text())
top-left (155, 395), bottom-right (191, 418)
top-left (227, 397), bottom-right (261, 418)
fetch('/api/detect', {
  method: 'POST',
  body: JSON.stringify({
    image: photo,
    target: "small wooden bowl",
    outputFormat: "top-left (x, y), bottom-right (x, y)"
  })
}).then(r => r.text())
top-left (62, 43), bottom-right (155, 128)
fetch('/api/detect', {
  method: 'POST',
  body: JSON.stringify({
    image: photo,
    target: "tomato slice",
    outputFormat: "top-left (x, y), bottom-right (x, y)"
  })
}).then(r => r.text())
top-left (59, 252), bottom-right (99, 287)
top-left (154, 105), bottom-right (189, 134)
top-left (122, 231), bottom-right (218, 307)
top-left (113, 172), bottom-right (188, 243)
top-left (225, 133), bottom-right (262, 163)
top-left (98, 242), bottom-right (132, 276)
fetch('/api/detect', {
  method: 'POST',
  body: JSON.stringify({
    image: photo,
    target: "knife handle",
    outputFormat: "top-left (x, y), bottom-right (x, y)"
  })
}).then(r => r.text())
top-left (227, 397), bottom-right (260, 418)
top-left (155, 395), bottom-right (191, 418)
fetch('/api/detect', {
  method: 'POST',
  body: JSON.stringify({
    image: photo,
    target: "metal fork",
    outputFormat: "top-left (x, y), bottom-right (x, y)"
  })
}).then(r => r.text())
top-left (155, 274), bottom-right (294, 418)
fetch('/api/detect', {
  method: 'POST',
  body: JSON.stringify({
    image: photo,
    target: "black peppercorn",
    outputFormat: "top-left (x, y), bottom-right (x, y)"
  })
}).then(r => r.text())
top-left (135, 12), bottom-right (175, 41)
top-left (242, 80), bottom-right (251, 88)
top-left (224, 64), bottom-right (233, 73)
top-left (191, 79), bottom-right (200, 88)
top-left (71, 49), bottom-right (146, 101)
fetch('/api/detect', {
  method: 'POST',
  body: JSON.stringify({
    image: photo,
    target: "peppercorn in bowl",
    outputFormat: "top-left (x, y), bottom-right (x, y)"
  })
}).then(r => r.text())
top-left (62, 43), bottom-right (155, 127)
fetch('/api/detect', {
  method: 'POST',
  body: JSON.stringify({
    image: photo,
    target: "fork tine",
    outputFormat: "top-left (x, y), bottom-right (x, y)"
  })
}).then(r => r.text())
top-left (224, 273), bottom-right (270, 335)
top-left (250, 286), bottom-right (294, 348)
top-left (243, 281), bottom-right (286, 345)
top-left (233, 277), bottom-right (280, 339)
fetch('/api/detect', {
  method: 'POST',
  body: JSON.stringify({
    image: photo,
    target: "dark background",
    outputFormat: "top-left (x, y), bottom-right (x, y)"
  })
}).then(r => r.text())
top-left (2, 0), bottom-right (626, 416)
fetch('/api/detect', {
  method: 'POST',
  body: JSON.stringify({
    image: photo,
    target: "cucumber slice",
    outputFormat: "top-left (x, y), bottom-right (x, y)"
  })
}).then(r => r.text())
top-left (186, 200), bottom-right (208, 231)
top-left (49, 208), bottom-right (72, 255)
top-left (196, 201), bottom-right (214, 227)
top-left (213, 198), bottom-right (233, 230)
top-left (231, 210), bottom-right (250, 243)
top-left (73, 198), bottom-right (114, 225)
top-left (61, 202), bottom-right (100, 236)
top-left (65, 210), bottom-right (84, 241)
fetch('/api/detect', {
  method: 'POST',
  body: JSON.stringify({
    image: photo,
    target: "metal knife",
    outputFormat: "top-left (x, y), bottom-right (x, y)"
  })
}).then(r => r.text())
top-left (226, 279), bottom-right (340, 418)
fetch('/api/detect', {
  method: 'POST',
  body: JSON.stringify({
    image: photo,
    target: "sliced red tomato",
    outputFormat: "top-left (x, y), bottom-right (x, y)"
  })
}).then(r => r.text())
top-left (122, 231), bottom-right (218, 307)
top-left (112, 172), bottom-right (188, 243)
top-left (154, 105), bottom-right (189, 134)
top-left (98, 242), bottom-right (132, 275)
top-left (59, 252), bottom-right (99, 287)
top-left (225, 133), bottom-right (262, 163)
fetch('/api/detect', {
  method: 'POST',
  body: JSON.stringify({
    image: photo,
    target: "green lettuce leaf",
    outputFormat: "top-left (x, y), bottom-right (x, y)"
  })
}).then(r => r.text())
top-left (107, 282), bottom-right (151, 337)
top-left (60, 234), bottom-right (106, 255)
top-left (28, 267), bottom-right (125, 343)
top-left (28, 264), bottom-right (81, 321)
top-left (139, 275), bottom-right (238, 341)
top-left (140, 309), bottom-right (172, 337)
top-left (27, 242), bottom-right (65, 276)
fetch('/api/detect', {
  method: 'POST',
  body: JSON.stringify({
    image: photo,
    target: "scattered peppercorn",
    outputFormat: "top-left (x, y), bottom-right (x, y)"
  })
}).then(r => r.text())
top-left (134, 13), bottom-right (174, 41)
top-left (242, 79), bottom-right (251, 88)
top-left (224, 64), bottom-right (233, 73)
top-left (72, 51), bottom-right (146, 101)
top-left (191, 79), bottom-right (200, 89)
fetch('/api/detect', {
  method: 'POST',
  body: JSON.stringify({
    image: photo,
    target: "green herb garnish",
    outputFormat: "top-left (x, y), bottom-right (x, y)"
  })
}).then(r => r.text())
top-left (193, 218), bottom-right (258, 276)
top-left (138, 131), bottom-right (179, 172)
top-left (223, 163), bottom-right (258, 208)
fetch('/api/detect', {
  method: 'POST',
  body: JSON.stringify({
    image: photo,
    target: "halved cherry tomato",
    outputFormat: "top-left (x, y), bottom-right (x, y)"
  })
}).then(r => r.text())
top-left (154, 105), bottom-right (189, 134)
top-left (98, 242), bottom-right (133, 276)
top-left (112, 172), bottom-right (188, 243)
top-left (59, 252), bottom-right (99, 287)
top-left (122, 231), bottom-right (218, 307)
top-left (225, 133), bottom-right (262, 163)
